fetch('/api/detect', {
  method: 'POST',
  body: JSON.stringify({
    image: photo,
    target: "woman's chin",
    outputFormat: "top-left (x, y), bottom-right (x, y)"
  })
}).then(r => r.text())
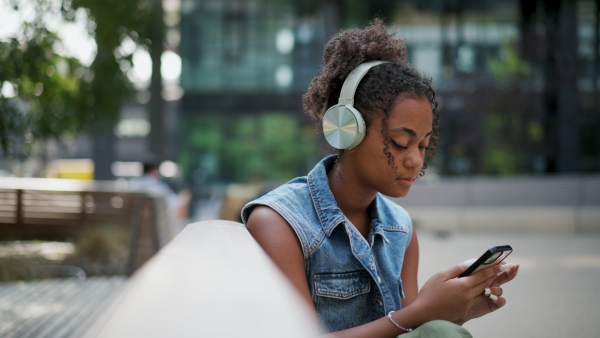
top-left (383, 186), bottom-right (412, 198)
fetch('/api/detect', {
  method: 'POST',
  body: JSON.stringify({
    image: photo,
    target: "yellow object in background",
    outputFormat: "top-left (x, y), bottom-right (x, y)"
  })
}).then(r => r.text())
top-left (47, 159), bottom-right (95, 180)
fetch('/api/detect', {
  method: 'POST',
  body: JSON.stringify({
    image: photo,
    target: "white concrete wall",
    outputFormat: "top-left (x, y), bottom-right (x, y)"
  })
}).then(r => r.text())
top-left (390, 175), bottom-right (600, 233)
top-left (77, 221), bottom-right (322, 338)
top-left (404, 206), bottom-right (600, 233)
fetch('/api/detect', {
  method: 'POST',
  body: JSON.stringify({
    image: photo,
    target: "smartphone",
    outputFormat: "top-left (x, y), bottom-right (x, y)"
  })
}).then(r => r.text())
top-left (458, 245), bottom-right (513, 277)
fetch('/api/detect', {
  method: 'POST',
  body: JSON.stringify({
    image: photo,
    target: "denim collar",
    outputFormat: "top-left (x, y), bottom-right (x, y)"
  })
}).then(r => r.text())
top-left (307, 155), bottom-right (345, 236)
top-left (308, 155), bottom-right (388, 241)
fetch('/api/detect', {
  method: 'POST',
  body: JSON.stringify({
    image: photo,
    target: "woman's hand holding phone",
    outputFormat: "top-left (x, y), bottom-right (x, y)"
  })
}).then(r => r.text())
top-left (410, 262), bottom-right (500, 324)
top-left (408, 246), bottom-right (520, 325)
top-left (456, 261), bottom-right (520, 324)
top-left (459, 245), bottom-right (513, 277)
top-left (454, 246), bottom-right (520, 323)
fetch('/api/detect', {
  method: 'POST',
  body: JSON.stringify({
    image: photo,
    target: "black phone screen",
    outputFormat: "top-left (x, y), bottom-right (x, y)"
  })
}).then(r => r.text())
top-left (458, 245), bottom-right (513, 277)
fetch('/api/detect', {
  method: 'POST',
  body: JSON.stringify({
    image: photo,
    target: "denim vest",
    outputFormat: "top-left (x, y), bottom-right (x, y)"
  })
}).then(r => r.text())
top-left (241, 155), bottom-right (413, 333)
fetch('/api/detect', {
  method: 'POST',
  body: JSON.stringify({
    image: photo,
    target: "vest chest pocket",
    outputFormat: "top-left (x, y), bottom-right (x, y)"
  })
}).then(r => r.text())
top-left (314, 271), bottom-right (371, 299)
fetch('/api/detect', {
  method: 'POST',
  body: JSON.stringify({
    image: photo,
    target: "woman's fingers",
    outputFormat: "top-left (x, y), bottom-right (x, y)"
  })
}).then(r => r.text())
top-left (468, 265), bottom-right (498, 291)
top-left (483, 286), bottom-right (506, 308)
top-left (489, 295), bottom-right (506, 309)
top-left (493, 263), bottom-right (520, 286)
top-left (443, 264), bottom-right (474, 279)
top-left (472, 293), bottom-right (487, 306)
top-left (483, 286), bottom-right (503, 298)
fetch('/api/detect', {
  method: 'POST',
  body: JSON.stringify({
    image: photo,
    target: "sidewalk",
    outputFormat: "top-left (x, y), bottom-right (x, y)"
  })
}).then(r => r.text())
top-left (0, 276), bottom-right (126, 338)
top-left (417, 231), bottom-right (600, 338)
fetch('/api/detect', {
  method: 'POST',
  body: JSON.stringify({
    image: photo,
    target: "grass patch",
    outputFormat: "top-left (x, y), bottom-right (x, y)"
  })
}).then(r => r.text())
top-left (66, 224), bottom-right (131, 276)
top-left (0, 224), bottom-right (131, 281)
top-left (0, 254), bottom-right (53, 282)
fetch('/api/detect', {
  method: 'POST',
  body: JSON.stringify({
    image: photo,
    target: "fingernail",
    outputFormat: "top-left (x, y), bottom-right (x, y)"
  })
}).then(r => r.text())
top-left (496, 263), bottom-right (513, 276)
top-left (484, 288), bottom-right (491, 295)
top-left (499, 264), bottom-right (513, 272)
top-left (490, 294), bottom-right (499, 302)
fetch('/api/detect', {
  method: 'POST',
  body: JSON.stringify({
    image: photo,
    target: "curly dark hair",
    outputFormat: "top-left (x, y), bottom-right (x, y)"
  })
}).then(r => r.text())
top-left (302, 19), bottom-right (440, 177)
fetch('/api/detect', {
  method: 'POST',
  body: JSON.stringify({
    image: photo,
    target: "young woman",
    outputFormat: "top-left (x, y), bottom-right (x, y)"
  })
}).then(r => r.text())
top-left (241, 19), bottom-right (519, 337)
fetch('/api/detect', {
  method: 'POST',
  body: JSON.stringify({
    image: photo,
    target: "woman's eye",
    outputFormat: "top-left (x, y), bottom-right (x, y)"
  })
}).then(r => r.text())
top-left (390, 139), bottom-right (408, 150)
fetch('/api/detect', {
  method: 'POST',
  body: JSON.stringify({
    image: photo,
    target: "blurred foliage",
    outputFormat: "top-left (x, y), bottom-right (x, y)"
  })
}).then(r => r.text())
top-left (66, 224), bottom-right (130, 276)
top-left (74, 225), bottom-right (129, 262)
top-left (481, 39), bottom-right (542, 175)
top-left (0, 253), bottom-right (51, 281)
top-left (442, 39), bottom-right (545, 176)
top-left (488, 39), bottom-right (531, 84)
top-left (181, 113), bottom-right (317, 183)
top-left (0, 0), bottom-right (86, 157)
top-left (0, 0), bottom-right (157, 157)
top-left (0, 224), bottom-right (129, 280)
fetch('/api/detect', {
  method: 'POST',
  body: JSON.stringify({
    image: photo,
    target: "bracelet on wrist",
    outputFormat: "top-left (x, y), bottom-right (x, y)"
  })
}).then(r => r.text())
top-left (387, 311), bottom-right (413, 333)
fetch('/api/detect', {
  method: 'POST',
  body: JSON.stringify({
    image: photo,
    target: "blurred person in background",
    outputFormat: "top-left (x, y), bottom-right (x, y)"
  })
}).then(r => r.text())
top-left (129, 157), bottom-right (189, 219)
top-left (242, 19), bottom-right (519, 337)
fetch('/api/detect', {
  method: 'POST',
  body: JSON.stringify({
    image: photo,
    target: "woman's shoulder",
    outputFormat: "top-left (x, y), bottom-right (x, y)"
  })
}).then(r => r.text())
top-left (251, 176), bottom-right (310, 203)
top-left (242, 176), bottom-right (325, 257)
top-left (240, 176), bottom-right (312, 224)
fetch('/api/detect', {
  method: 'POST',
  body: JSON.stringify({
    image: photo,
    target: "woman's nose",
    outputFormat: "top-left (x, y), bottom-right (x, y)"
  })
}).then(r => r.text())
top-left (403, 148), bottom-right (424, 169)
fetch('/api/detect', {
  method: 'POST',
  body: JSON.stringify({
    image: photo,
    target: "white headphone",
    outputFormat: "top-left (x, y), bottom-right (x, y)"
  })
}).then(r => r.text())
top-left (322, 60), bottom-right (389, 150)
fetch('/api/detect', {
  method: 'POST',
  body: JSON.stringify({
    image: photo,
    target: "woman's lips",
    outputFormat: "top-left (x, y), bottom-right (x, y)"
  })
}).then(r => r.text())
top-left (398, 177), bottom-right (415, 185)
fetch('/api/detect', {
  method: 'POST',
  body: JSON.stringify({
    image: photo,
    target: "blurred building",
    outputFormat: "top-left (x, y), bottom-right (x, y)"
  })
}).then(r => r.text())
top-left (2, 0), bottom-right (596, 183)
top-left (178, 0), bottom-right (599, 185)
top-left (178, 0), bottom-right (330, 185)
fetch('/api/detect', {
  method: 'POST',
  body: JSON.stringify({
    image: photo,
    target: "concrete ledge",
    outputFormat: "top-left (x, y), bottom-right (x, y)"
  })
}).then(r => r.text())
top-left (75, 220), bottom-right (321, 338)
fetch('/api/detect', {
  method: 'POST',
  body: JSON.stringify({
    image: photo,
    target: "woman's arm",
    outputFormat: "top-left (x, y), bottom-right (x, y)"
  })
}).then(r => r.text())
top-left (401, 230), bottom-right (419, 308)
top-left (247, 206), bottom-right (502, 337)
top-left (246, 206), bottom-right (315, 311)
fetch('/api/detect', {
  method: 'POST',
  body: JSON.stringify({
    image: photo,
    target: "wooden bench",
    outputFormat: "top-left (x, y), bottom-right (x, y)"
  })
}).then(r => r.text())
top-left (0, 178), bottom-right (172, 275)
top-left (74, 220), bottom-right (322, 337)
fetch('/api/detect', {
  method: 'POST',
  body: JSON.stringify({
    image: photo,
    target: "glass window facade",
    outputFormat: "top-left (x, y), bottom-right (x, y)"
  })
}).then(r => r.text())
top-left (178, 0), bottom-right (599, 184)
top-left (180, 0), bottom-right (328, 94)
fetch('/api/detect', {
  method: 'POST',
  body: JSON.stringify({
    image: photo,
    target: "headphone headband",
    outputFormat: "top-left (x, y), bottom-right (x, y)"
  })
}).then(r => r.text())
top-left (338, 60), bottom-right (389, 105)
top-left (322, 60), bottom-right (389, 150)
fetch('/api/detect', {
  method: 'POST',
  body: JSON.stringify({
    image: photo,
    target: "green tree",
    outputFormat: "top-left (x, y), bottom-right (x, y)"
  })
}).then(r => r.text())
top-left (0, 0), bottom-right (159, 168)
top-left (0, 0), bottom-right (87, 157)
top-left (182, 113), bottom-right (317, 183)
top-left (481, 39), bottom-right (543, 175)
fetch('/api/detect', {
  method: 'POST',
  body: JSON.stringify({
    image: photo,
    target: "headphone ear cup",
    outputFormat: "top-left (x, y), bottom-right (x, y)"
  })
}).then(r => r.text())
top-left (322, 104), bottom-right (366, 150)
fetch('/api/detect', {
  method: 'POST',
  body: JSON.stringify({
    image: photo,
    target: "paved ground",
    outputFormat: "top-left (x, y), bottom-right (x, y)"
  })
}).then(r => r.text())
top-left (0, 276), bottom-right (126, 338)
top-left (416, 230), bottom-right (600, 338)
top-left (3, 213), bottom-right (596, 337)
